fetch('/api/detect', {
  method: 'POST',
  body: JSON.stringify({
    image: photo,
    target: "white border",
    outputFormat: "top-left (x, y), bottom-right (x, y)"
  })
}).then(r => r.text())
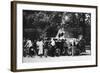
top-left (17, 3), bottom-right (96, 69)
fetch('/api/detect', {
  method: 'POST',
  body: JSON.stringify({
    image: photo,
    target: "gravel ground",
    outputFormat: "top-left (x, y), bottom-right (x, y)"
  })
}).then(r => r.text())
top-left (23, 50), bottom-right (91, 63)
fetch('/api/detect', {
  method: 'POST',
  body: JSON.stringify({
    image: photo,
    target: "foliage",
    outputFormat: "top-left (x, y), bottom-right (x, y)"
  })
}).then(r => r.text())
top-left (23, 10), bottom-right (91, 44)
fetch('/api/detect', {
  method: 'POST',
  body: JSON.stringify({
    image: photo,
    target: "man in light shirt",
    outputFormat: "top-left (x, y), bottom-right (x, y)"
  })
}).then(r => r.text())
top-left (24, 38), bottom-right (33, 57)
top-left (50, 38), bottom-right (56, 56)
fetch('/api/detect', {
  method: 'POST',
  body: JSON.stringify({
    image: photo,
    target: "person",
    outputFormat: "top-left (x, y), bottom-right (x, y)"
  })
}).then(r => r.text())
top-left (29, 40), bottom-right (37, 57)
top-left (36, 39), bottom-right (44, 57)
top-left (24, 38), bottom-right (33, 57)
top-left (33, 40), bottom-right (38, 55)
top-left (60, 39), bottom-right (65, 55)
top-left (78, 35), bottom-right (86, 53)
top-left (66, 40), bottom-right (72, 56)
top-left (51, 38), bottom-right (55, 46)
top-left (69, 38), bottom-right (78, 56)
top-left (50, 38), bottom-right (56, 56)
top-left (44, 40), bottom-right (49, 57)
top-left (55, 40), bottom-right (61, 56)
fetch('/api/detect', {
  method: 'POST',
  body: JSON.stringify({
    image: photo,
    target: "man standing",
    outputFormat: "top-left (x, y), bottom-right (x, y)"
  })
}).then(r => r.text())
top-left (44, 40), bottom-right (49, 57)
top-left (50, 38), bottom-right (56, 56)
top-left (24, 38), bottom-right (33, 57)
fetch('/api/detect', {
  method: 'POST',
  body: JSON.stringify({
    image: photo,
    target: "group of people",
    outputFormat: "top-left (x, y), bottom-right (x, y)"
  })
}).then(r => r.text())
top-left (23, 35), bottom-right (86, 58)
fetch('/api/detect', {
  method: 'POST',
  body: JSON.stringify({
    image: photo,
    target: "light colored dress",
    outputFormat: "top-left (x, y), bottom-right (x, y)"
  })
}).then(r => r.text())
top-left (36, 41), bottom-right (44, 55)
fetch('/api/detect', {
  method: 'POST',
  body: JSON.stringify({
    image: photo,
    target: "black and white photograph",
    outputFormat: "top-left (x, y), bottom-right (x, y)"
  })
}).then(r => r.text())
top-left (23, 10), bottom-right (91, 62)
top-left (11, 1), bottom-right (97, 71)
